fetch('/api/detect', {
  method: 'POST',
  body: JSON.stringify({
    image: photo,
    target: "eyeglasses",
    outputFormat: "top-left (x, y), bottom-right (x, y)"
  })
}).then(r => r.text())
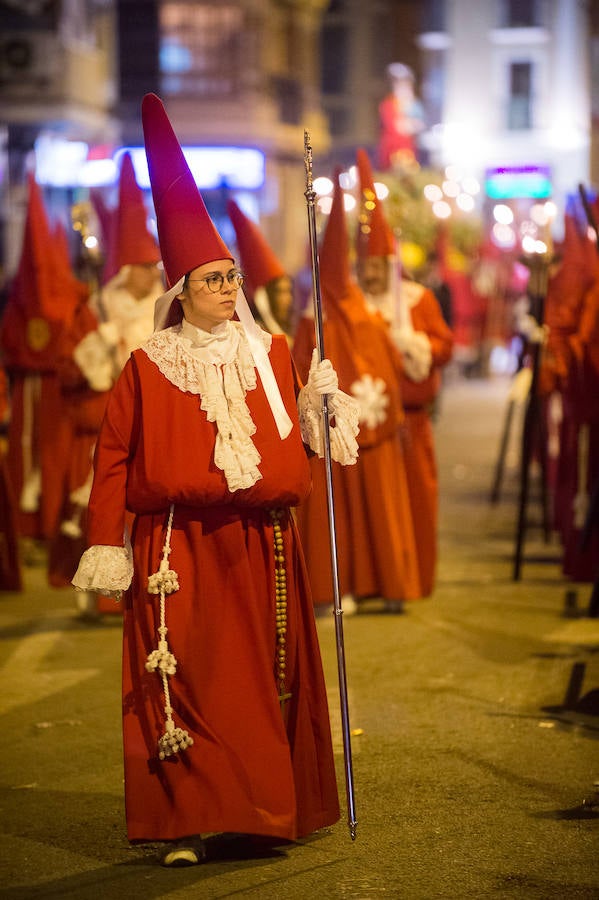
top-left (187, 270), bottom-right (244, 293)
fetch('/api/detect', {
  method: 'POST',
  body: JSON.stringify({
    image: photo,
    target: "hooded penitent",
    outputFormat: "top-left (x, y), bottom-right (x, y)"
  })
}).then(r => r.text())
top-left (226, 198), bottom-right (285, 300)
top-left (355, 147), bottom-right (395, 261)
top-left (293, 169), bottom-right (422, 607)
top-left (0, 173), bottom-right (81, 371)
top-left (141, 93), bottom-right (231, 289)
top-left (102, 152), bottom-right (161, 284)
top-left (141, 92), bottom-right (292, 438)
top-left (294, 169), bottom-right (404, 448)
top-left (227, 198), bottom-right (289, 334)
top-left (90, 188), bottom-right (117, 285)
top-left (542, 209), bottom-right (598, 395)
top-left (0, 175), bottom-right (84, 538)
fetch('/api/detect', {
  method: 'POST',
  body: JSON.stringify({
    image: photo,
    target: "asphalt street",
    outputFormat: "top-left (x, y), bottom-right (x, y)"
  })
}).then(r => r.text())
top-left (0, 375), bottom-right (598, 899)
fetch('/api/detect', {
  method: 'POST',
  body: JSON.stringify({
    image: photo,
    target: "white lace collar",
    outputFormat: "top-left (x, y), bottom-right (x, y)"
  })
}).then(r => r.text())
top-left (179, 318), bottom-right (244, 365)
top-left (364, 281), bottom-right (423, 326)
top-left (364, 290), bottom-right (396, 323)
top-left (141, 322), bottom-right (265, 492)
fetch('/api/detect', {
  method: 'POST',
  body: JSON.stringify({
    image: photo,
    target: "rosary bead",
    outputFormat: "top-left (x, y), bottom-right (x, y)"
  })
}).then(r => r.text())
top-left (270, 508), bottom-right (290, 711)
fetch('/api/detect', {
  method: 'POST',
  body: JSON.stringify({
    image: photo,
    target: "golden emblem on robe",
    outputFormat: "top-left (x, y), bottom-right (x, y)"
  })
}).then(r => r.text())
top-left (26, 317), bottom-right (51, 351)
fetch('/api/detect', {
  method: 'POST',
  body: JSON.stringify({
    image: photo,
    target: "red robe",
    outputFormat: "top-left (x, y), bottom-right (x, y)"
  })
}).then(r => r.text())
top-left (399, 286), bottom-right (454, 597)
top-left (0, 368), bottom-right (22, 591)
top-left (555, 280), bottom-right (599, 581)
top-left (47, 302), bottom-right (110, 589)
top-left (84, 333), bottom-right (339, 842)
top-left (293, 303), bottom-right (421, 605)
top-left (541, 240), bottom-right (599, 581)
top-left (0, 177), bottom-right (78, 541)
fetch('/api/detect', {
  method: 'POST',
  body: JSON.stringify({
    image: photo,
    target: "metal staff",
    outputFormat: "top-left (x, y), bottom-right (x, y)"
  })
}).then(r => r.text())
top-left (303, 130), bottom-right (357, 841)
top-left (578, 183), bottom-right (599, 250)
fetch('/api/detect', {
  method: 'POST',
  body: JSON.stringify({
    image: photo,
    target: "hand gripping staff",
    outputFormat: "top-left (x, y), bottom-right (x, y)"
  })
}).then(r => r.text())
top-left (303, 131), bottom-right (357, 841)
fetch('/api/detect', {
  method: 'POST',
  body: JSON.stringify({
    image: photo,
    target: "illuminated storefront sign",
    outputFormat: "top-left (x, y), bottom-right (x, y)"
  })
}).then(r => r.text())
top-left (34, 137), bottom-right (265, 190)
top-left (115, 147), bottom-right (265, 191)
top-left (485, 165), bottom-right (552, 200)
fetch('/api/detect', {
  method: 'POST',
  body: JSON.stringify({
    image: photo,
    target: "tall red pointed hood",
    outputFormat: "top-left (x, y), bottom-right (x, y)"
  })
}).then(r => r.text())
top-left (319, 169), bottom-right (352, 306)
top-left (90, 188), bottom-right (117, 284)
top-left (52, 220), bottom-right (71, 271)
top-left (141, 93), bottom-right (232, 287)
top-left (355, 147), bottom-right (394, 259)
top-left (52, 221), bottom-right (89, 312)
top-left (9, 174), bottom-right (55, 318)
top-left (549, 212), bottom-right (596, 302)
top-left (0, 175), bottom-right (82, 369)
top-left (318, 170), bottom-right (373, 329)
top-left (227, 198), bottom-right (285, 299)
top-left (90, 188), bottom-right (113, 248)
top-left (112, 152), bottom-right (160, 275)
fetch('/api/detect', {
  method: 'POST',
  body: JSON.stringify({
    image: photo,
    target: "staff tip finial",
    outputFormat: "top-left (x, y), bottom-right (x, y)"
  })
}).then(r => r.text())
top-left (304, 130), bottom-right (313, 191)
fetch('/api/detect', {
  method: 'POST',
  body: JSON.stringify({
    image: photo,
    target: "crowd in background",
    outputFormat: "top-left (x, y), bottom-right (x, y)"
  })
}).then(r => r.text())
top-left (0, 143), bottom-right (598, 612)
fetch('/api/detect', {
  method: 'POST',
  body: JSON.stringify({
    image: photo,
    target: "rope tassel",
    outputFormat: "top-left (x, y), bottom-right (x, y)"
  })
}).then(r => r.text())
top-left (146, 504), bottom-right (194, 759)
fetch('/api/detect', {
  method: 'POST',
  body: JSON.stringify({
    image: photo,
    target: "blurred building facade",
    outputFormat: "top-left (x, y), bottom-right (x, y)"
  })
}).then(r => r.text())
top-left (0, 0), bottom-right (118, 278)
top-left (0, 0), bottom-right (597, 289)
top-left (417, 0), bottom-right (593, 230)
top-left (319, 0), bottom-right (422, 167)
top-left (319, 0), bottom-right (596, 227)
top-left (0, 0), bottom-right (330, 285)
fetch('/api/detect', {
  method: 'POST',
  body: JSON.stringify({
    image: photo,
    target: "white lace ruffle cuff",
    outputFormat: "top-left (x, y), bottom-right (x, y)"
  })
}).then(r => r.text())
top-left (298, 387), bottom-right (360, 466)
top-left (73, 330), bottom-right (114, 392)
top-left (392, 328), bottom-right (432, 383)
top-left (72, 544), bottom-right (133, 598)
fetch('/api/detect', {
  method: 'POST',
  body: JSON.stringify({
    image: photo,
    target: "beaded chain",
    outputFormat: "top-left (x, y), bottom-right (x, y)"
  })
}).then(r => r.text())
top-left (270, 509), bottom-right (292, 712)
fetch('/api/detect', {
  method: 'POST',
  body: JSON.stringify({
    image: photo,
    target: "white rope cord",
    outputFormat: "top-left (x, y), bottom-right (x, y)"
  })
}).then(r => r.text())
top-left (19, 374), bottom-right (42, 512)
top-left (573, 424), bottom-right (590, 530)
top-left (145, 503), bottom-right (194, 759)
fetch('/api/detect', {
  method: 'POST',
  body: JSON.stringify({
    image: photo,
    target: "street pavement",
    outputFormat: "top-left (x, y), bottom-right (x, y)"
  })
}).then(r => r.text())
top-left (0, 375), bottom-right (597, 899)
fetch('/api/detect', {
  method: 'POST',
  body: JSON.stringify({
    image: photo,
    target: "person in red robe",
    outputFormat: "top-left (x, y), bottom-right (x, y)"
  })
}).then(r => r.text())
top-left (72, 93), bottom-right (359, 865)
top-left (0, 174), bottom-right (77, 559)
top-left (46, 222), bottom-right (111, 603)
top-left (0, 365), bottom-right (22, 591)
top-left (90, 152), bottom-right (164, 373)
top-left (54, 153), bottom-right (163, 619)
top-left (227, 198), bottom-right (294, 341)
top-left (355, 148), bottom-right (454, 598)
top-left (293, 169), bottom-right (421, 614)
top-left (540, 210), bottom-right (599, 582)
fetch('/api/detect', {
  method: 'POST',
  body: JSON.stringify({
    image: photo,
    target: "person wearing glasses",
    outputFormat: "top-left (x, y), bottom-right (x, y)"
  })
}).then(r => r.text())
top-left (73, 94), bottom-right (359, 867)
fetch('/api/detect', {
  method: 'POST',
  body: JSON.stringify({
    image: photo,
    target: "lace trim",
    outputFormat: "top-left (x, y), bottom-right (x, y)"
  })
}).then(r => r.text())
top-left (72, 331), bottom-right (114, 392)
top-left (142, 324), bottom-right (266, 492)
top-left (297, 386), bottom-right (360, 466)
top-left (350, 374), bottom-right (390, 429)
top-left (392, 328), bottom-right (432, 382)
top-left (72, 544), bottom-right (133, 599)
